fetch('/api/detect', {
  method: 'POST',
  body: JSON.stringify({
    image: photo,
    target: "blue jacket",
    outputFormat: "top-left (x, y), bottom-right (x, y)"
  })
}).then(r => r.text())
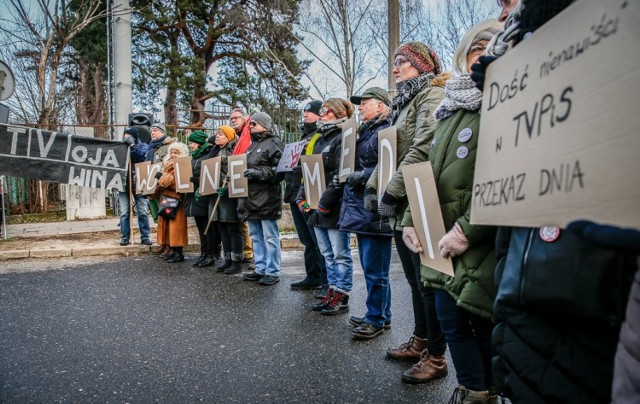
top-left (126, 139), bottom-right (149, 193)
top-left (338, 114), bottom-right (392, 237)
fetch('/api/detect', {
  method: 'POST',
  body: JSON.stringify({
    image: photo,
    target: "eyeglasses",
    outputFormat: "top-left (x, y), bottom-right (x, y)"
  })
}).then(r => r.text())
top-left (393, 57), bottom-right (410, 68)
top-left (249, 121), bottom-right (258, 127)
top-left (468, 45), bottom-right (487, 56)
top-left (319, 107), bottom-right (330, 117)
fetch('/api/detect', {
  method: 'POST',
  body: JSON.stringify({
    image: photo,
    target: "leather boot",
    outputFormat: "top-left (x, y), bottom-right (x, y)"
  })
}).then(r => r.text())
top-left (197, 255), bottom-right (216, 267)
top-left (463, 389), bottom-right (489, 404)
top-left (386, 335), bottom-right (428, 361)
top-left (401, 350), bottom-right (448, 384)
top-left (216, 253), bottom-right (232, 272)
top-left (192, 252), bottom-right (207, 267)
top-left (224, 260), bottom-right (243, 274)
top-left (151, 244), bottom-right (168, 255)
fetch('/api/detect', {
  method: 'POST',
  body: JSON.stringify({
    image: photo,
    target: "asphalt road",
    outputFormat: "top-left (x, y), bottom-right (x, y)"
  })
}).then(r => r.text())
top-left (1, 250), bottom-right (459, 403)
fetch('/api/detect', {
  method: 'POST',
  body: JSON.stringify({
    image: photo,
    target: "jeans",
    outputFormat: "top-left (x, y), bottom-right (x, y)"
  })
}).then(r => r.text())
top-left (219, 221), bottom-right (244, 260)
top-left (248, 219), bottom-right (281, 277)
top-left (357, 234), bottom-right (392, 328)
top-left (394, 230), bottom-right (446, 356)
top-left (118, 191), bottom-right (150, 241)
top-left (435, 289), bottom-right (493, 391)
top-left (314, 227), bottom-right (353, 292)
top-left (289, 202), bottom-right (327, 286)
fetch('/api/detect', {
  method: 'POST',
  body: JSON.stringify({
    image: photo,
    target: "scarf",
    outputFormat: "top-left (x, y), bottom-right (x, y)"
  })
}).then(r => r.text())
top-left (317, 117), bottom-right (348, 135)
top-left (433, 74), bottom-right (483, 121)
top-left (191, 143), bottom-right (211, 159)
top-left (390, 73), bottom-right (435, 124)
top-left (148, 135), bottom-right (167, 151)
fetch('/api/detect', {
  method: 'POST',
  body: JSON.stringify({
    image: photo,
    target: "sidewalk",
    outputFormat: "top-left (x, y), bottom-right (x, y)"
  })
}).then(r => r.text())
top-left (0, 217), bottom-right (305, 261)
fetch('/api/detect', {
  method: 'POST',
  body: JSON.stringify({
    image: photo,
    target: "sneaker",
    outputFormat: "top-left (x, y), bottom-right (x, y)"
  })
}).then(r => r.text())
top-left (291, 279), bottom-right (322, 290)
top-left (259, 275), bottom-right (280, 286)
top-left (140, 239), bottom-right (153, 246)
top-left (386, 335), bottom-right (428, 361)
top-left (314, 286), bottom-right (330, 299)
top-left (119, 238), bottom-right (130, 246)
top-left (352, 322), bottom-right (384, 340)
top-left (349, 316), bottom-right (391, 330)
top-left (401, 350), bottom-right (448, 384)
top-left (321, 291), bottom-right (349, 316)
top-left (312, 289), bottom-right (335, 311)
top-left (243, 271), bottom-right (262, 281)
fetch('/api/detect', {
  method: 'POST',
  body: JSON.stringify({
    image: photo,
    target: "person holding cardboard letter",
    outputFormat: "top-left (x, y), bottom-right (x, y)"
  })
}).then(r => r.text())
top-left (363, 41), bottom-right (448, 383)
top-left (338, 87), bottom-right (393, 339)
top-left (401, 21), bottom-right (502, 401)
top-left (239, 112), bottom-right (284, 286)
top-left (297, 98), bottom-right (355, 315)
top-left (155, 142), bottom-right (190, 263)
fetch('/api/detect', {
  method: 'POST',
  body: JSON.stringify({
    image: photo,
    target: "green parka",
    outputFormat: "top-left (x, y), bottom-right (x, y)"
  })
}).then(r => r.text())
top-left (366, 85), bottom-right (444, 226)
top-left (401, 109), bottom-right (497, 319)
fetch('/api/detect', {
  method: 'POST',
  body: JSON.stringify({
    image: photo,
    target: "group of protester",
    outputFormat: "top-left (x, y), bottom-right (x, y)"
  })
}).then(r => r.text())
top-left (113, 0), bottom-right (639, 402)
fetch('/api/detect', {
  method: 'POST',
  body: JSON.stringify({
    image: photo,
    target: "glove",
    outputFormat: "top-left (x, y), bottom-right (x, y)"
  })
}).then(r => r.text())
top-left (402, 226), bottom-right (423, 254)
top-left (438, 223), bottom-right (469, 259)
top-left (470, 55), bottom-right (499, 91)
top-left (189, 176), bottom-right (196, 184)
top-left (363, 187), bottom-right (378, 213)
top-left (154, 171), bottom-right (163, 180)
top-left (123, 136), bottom-right (135, 147)
top-left (331, 174), bottom-right (340, 187)
top-left (347, 171), bottom-right (365, 189)
top-left (296, 198), bottom-right (311, 214)
top-left (566, 220), bottom-right (640, 254)
top-left (217, 187), bottom-right (228, 197)
top-left (378, 191), bottom-right (399, 218)
top-left (317, 204), bottom-right (330, 215)
top-left (194, 191), bottom-right (202, 201)
top-left (244, 168), bottom-right (261, 180)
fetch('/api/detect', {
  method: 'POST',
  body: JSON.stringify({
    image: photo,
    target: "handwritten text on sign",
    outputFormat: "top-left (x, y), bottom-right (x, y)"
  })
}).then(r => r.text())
top-left (471, 0), bottom-right (640, 230)
top-left (276, 140), bottom-right (306, 173)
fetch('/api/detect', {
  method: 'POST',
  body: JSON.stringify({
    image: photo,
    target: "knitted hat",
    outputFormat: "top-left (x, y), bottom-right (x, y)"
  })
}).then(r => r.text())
top-left (303, 100), bottom-right (323, 116)
top-left (151, 123), bottom-right (166, 134)
top-left (321, 98), bottom-right (355, 119)
top-left (188, 130), bottom-right (208, 145)
top-left (218, 125), bottom-right (236, 141)
top-left (394, 42), bottom-right (442, 75)
top-left (251, 112), bottom-right (272, 131)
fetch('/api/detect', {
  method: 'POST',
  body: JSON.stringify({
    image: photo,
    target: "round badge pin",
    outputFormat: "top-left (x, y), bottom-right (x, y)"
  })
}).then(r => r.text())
top-left (256, 148), bottom-right (262, 153)
top-left (458, 128), bottom-right (473, 143)
top-left (539, 226), bottom-right (560, 242)
top-left (456, 146), bottom-right (468, 159)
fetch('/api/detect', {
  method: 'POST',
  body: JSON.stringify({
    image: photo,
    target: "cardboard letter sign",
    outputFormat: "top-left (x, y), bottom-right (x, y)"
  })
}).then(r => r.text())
top-left (403, 161), bottom-right (454, 277)
top-left (174, 156), bottom-right (194, 193)
top-left (338, 116), bottom-right (357, 183)
top-left (200, 156), bottom-right (221, 196)
top-left (377, 126), bottom-right (397, 198)
top-left (277, 140), bottom-right (306, 173)
top-left (228, 154), bottom-right (248, 198)
top-left (135, 161), bottom-right (162, 195)
top-left (471, 0), bottom-right (640, 230)
top-left (300, 154), bottom-right (326, 209)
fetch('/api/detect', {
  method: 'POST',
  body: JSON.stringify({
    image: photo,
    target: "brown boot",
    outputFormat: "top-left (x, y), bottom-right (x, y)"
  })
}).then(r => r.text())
top-left (447, 385), bottom-right (490, 404)
top-left (151, 244), bottom-right (168, 255)
top-left (386, 335), bottom-right (428, 361)
top-left (401, 350), bottom-right (448, 384)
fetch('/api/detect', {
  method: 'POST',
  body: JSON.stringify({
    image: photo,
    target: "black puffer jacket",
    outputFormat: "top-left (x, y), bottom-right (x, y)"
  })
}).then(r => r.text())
top-left (238, 131), bottom-right (284, 220)
top-left (492, 226), bottom-right (636, 403)
top-left (212, 138), bottom-right (239, 223)
top-left (283, 122), bottom-right (318, 203)
top-left (296, 120), bottom-right (344, 229)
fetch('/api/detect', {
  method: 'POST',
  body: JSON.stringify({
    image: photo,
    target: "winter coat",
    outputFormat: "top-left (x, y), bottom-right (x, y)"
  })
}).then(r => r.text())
top-left (613, 267), bottom-right (640, 403)
top-left (184, 145), bottom-right (213, 218)
top-left (146, 136), bottom-right (175, 163)
top-left (296, 121), bottom-right (344, 229)
top-left (283, 123), bottom-right (318, 203)
top-left (366, 85), bottom-right (444, 226)
top-left (492, 226), bottom-right (636, 403)
top-left (339, 114), bottom-right (392, 237)
top-left (401, 109), bottom-right (497, 319)
top-left (237, 131), bottom-right (284, 221)
top-left (212, 139), bottom-right (240, 223)
top-left (156, 162), bottom-right (188, 247)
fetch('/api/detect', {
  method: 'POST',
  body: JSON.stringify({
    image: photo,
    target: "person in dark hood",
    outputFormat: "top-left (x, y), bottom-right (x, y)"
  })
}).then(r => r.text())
top-left (119, 126), bottom-right (151, 246)
top-left (239, 112), bottom-right (284, 286)
top-left (286, 100), bottom-right (327, 292)
top-left (146, 123), bottom-right (175, 228)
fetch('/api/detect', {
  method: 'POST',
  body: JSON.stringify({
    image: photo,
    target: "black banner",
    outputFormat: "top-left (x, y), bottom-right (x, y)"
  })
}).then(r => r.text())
top-left (0, 124), bottom-right (130, 191)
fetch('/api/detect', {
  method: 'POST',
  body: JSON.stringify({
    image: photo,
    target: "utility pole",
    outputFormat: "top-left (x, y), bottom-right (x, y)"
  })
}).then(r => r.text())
top-left (109, 0), bottom-right (133, 141)
top-left (388, 0), bottom-right (400, 97)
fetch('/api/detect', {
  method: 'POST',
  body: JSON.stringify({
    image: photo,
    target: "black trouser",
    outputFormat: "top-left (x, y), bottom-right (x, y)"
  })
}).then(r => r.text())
top-left (290, 202), bottom-right (327, 286)
top-left (394, 230), bottom-right (446, 356)
top-left (219, 221), bottom-right (244, 260)
top-left (194, 215), bottom-right (221, 255)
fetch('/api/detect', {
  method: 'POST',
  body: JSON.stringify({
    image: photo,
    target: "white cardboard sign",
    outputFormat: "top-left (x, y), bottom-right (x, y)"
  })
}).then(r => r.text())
top-left (174, 156), bottom-right (194, 193)
top-left (471, 0), bottom-right (640, 230)
top-left (134, 161), bottom-right (162, 195)
top-left (338, 116), bottom-right (357, 183)
top-left (277, 140), bottom-right (306, 173)
top-left (300, 154), bottom-right (326, 209)
top-left (228, 154), bottom-right (248, 198)
top-left (403, 161), bottom-right (454, 276)
top-left (377, 126), bottom-right (397, 199)
top-left (199, 156), bottom-right (221, 196)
